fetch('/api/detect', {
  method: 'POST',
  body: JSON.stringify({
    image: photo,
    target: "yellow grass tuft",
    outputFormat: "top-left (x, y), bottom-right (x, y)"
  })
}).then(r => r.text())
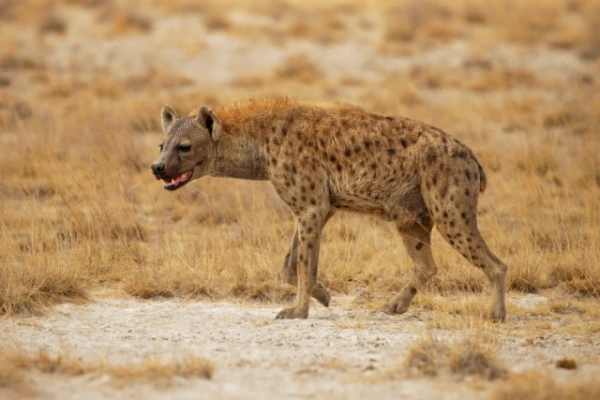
top-left (0, 349), bottom-right (214, 389)
top-left (490, 373), bottom-right (600, 400)
top-left (395, 335), bottom-right (507, 381)
top-left (274, 54), bottom-right (324, 84)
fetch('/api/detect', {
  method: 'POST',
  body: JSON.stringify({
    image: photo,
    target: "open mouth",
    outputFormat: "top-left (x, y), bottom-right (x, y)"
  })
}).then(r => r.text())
top-left (163, 171), bottom-right (193, 191)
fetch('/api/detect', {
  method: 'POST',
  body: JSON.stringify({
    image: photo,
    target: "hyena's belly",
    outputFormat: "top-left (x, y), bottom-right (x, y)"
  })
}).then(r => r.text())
top-left (329, 185), bottom-right (427, 224)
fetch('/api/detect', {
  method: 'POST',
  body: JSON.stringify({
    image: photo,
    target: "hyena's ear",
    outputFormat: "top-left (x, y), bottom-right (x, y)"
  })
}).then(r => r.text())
top-left (161, 105), bottom-right (179, 135)
top-left (196, 106), bottom-right (222, 142)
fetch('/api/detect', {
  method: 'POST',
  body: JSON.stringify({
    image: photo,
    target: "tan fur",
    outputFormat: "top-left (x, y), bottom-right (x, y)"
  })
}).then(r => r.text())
top-left (151, 98), bottom-right (508, 321)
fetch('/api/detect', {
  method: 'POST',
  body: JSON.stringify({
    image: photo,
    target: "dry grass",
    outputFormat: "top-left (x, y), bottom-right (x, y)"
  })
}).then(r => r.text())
top-left (0, 0), bottom-right (598, 322)
top-left (388, 335), bottom-right (507, 381)
top-left (490, 372), bottom-right (600, 400)
top-left (274, 53), bottom-right (324, 84)
top-left (0, 349), bottom-right (213, 389)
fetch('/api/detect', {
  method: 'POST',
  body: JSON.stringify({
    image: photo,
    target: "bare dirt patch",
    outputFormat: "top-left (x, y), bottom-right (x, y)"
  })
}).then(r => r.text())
top-left (1, 295), bottom-right (599, 399)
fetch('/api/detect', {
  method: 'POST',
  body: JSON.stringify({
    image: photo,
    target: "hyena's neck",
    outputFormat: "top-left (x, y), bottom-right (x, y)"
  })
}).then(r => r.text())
top-left (209, 126), bottom-right (270, 181)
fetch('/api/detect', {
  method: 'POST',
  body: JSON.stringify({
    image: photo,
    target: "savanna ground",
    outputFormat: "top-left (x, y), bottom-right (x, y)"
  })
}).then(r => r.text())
top-left (0, 0), bottom-right (599, 398)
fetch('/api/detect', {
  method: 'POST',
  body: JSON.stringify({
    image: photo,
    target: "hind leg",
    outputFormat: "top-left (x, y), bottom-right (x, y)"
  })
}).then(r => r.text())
top-left (383, 217), bottom-right (437, 315)
top-left (435, 212), bottom-right (507, 322)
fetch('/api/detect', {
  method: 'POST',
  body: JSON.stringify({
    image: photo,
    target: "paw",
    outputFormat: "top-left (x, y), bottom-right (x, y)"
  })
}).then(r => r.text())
top-left (486, 307), bottom-right (506, 323)
top-left (313, 282), bottom-right (331, 307)
top-left (275, 307), bottom-right (309, 320)
top-left (381, 301), bottom-right (410, 316)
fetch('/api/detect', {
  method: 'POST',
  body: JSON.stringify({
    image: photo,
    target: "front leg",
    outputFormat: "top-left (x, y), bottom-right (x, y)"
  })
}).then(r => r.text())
top-left (276, 206), bottom-right (330, 319)
top-left (281, 214), bottom-right (334, 307)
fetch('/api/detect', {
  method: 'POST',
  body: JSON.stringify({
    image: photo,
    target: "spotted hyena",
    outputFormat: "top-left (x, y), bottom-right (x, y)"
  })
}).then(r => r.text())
top-left (151, 99), bottom-right (508, 321)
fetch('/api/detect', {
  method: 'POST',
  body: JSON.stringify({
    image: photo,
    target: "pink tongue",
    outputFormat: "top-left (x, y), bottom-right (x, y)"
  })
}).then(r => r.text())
top-left (173, 172), bottom-right (189, 185)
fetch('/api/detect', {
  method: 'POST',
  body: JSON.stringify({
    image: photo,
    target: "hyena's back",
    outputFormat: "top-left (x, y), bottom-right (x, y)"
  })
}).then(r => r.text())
top-left (277, 106), bottom-right (487, 226)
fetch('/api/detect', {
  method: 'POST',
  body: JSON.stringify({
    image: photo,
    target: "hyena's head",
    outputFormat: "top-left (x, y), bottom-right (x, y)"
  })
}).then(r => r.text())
top-left (151, 105), bottom-right (222, 191)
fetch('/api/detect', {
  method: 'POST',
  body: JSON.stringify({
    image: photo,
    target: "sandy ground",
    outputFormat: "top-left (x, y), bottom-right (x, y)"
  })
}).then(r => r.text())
top-left (1, 295), bottom-right (599, 400)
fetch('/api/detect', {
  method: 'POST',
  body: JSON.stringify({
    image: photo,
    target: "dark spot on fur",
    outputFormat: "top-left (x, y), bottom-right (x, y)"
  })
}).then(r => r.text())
top-left (345, 149), bottom-right (352, 157)
top-left (310, 182), bottom-right (316, 190)
top-left (449, 240), bottom-right (455, 246)
top-left (387, 147), bottom-right (396, 155)
top-left (432, 175), bottom-right (437, 186)
top-left (386, 115), bottom-right (394, 120)
top-left (461, 212), bottom-right (467, 219)
top-left (308, 243), bottom-right (314, 249)
top-left (426, 150), bottom-right (437, 164)
top-left (319, 139), bottom-right (326, 147)
top-left (282, 128), bottom-right (287, 136)
top-left (449, 221), bottom-right (455, 228)
top-left (310, 198), bottom-right (316, 205)
top-left (271, 158), bottom-right (278, 166)
top-left (364, 139), bottom-right (372, 150)
top-left (439, 185), bottom-right (448, 198)
top-left (370, 163), bottom-right (377, 170)
top-left (443, 212), bottom-right (448, 218)
top-left (466, 237), bottom-right (472, 243)
top-left (354, 146), bottom-right (361, 154)
top-left (400, 139), bottom-right (407, 148)
top-left (415, 242), bottom-right (424, 251)
top-left (337, 164), bottom-right (343, 172)
top-left (465, 189), bottom-right (470, 196)
top-left (410, 287), bottom-right (417, 294)
top-left (292, 165), bottom-right (297, 174)
top-left (465, 169), bottom-right (471, 180)
top-left (453, 150), bottom-right (468, 159)
top-left (330, 155), bottom-right (337, 163)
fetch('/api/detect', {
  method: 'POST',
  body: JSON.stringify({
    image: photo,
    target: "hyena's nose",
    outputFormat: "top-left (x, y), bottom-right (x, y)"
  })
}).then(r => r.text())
top-left (151, 163), bottom-right (165, 176)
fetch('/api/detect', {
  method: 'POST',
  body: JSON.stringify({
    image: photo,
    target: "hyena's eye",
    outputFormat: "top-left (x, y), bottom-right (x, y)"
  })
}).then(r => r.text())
top-left (178, 145), bottom-right (191, 153)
